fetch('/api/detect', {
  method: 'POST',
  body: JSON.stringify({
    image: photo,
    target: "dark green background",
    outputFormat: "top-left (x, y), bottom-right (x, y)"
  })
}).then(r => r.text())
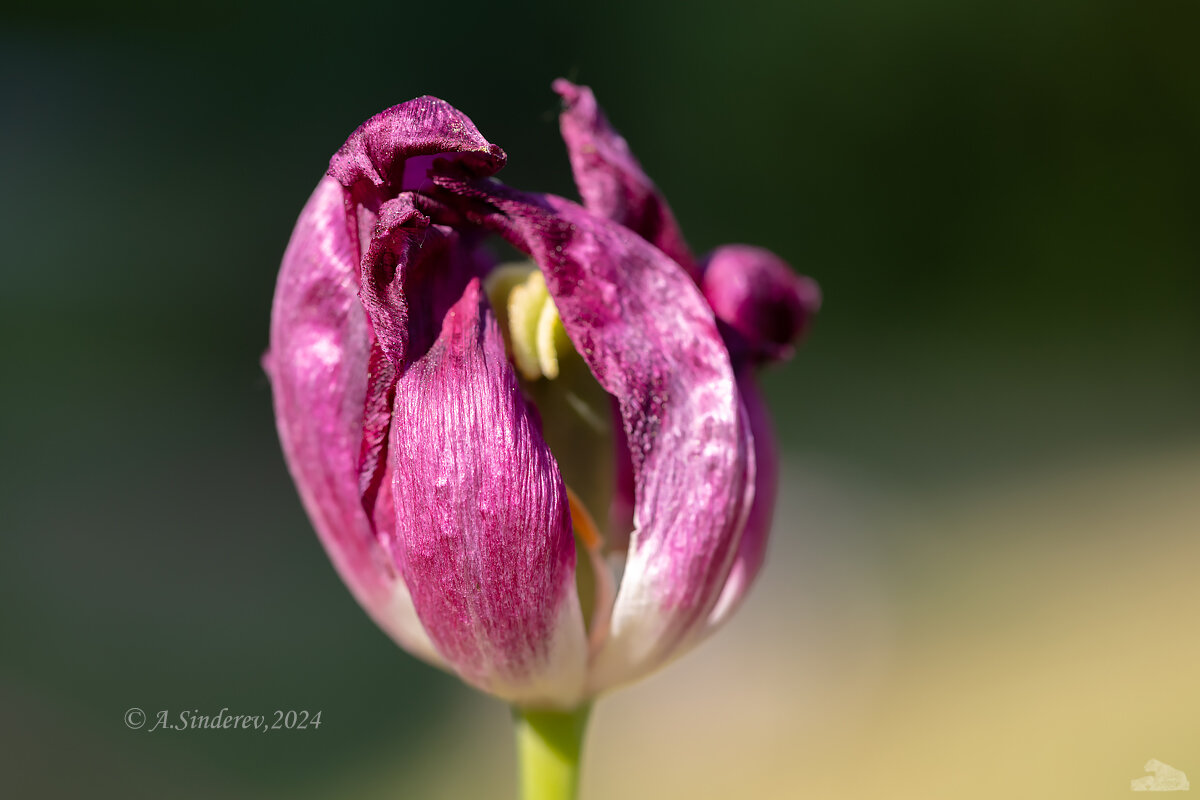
top-left (2, 1), bottom-right (1197, 797)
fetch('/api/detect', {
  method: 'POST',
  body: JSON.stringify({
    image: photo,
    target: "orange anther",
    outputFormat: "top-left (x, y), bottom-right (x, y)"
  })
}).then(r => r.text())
top-left (565, 486), bottom-right (604, 553)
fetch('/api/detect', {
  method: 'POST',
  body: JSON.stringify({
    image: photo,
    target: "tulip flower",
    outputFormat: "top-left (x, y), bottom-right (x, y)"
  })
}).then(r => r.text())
top-left (265, 81), bottom-right (818, 799)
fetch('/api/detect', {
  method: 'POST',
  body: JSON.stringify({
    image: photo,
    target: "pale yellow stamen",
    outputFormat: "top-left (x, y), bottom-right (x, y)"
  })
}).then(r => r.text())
top-left (484, 263), bottom-right (537, 348)
top-left (536, 296), bottom-right (570, 380)
top-left (484, 263), bottom-right (574, 382)
top-left (508, 271), bottom-right (546, 381)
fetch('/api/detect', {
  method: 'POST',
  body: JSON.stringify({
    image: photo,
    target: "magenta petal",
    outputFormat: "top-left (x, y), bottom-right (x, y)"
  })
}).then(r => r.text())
top-left (353, 204), bottom-right (487, 519)
top-left (266, 176), bottom-right (439, 664)
top-left (553, 79), bottom-right (697, 278)
top-left (700, 244), bottom-right (822, 364)
top-left (356, 196), bottom-right (486, 371)
top-left (607, 395), bottom-right (636, 551)
top-left (707, 369), bottom-right (779, 628)
top-left (355, 194), bottom-right (429, 368)
top-left (387, 279), bottom-right (587, 706)
top-left (354, 341), bottom-right (397, 525)
top-left (329, 97), bottom-right (506, 210)
top-left (450, 184), bottom-right (755, 690)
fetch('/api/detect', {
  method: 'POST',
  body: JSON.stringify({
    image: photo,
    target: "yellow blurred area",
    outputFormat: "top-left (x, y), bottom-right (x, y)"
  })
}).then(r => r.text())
top-left (331, 441), bottom-right (1200, 799)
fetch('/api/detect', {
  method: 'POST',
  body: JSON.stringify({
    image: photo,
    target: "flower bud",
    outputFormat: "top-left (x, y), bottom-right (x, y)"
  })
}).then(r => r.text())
top-left (267, 83), bottom-right (818, 708)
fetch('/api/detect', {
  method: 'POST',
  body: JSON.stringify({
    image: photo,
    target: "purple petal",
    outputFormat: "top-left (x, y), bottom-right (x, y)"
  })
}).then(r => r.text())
top-left (706, 369), bottom-right (778, 629)
top-left (440, 181), bottom-right (755, 691)
top-left (354, 341), bottom-right (396, 522)
top-left (329, 96), bottom-right (506, 212)
top-left (387, 279), bottom-right (587, 706)
top-left (355, 196), bottom-right (486, 370)
top-left (353, 206), bottom-right (488, 521)
top-left (265, 176), bottom-right (440, 664)
top-left (700, 244), bottom-right (822, 364)
top-left (553, 79), bottom-right (697, 278)
top-left (607, 395), bottom-right (636, 552)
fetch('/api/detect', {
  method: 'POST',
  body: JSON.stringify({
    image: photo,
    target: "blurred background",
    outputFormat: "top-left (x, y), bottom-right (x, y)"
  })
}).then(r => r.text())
top-left (2, 1), bottom-right (1198, 797)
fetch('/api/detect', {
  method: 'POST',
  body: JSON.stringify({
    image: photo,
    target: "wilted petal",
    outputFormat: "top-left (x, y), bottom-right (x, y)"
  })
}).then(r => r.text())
top-left (355, 195), bottom-right (487, 370)
top-left (553, 79), bottom-right (697, 278)
top-left (705, 369), bottom-right (778, 630)
top-left (354, 341), bottom-right (395, 523)
top-left (387, 279), bottom-right (587, 707)
top-left (442, 182), bottom-right (755, 692)
top-left (700, 244), bottom-right (822, 363)
top-left (329, 97), bottom-right (506, 211)
top-left (607, 396), bottom-right (636, 552)
top-left (354, 206), bottom-right (489, 523)
top-left (266, 176), bottom-right (440, 664)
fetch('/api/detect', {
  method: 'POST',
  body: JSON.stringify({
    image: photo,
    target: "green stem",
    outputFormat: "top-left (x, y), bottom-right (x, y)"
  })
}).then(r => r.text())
top-left (513, 704), bottom-right (592, 800)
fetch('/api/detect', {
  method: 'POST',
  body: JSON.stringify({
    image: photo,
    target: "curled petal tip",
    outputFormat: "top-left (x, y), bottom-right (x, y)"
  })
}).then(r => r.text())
top-left (700, 244), bottom-right (821, 364)
top-left (330, 96), bottom-right (506, 207)
top-left (552, 80), bottom-right (697, 275)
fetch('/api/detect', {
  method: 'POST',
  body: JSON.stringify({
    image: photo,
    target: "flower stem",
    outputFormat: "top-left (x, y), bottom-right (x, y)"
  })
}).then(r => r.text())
top-left (513, 704), bottom-right (592, 800)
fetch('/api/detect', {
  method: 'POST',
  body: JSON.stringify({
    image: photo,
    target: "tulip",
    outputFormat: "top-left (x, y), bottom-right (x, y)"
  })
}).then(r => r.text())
top-left (265, 81), bottom-right (818, 799)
